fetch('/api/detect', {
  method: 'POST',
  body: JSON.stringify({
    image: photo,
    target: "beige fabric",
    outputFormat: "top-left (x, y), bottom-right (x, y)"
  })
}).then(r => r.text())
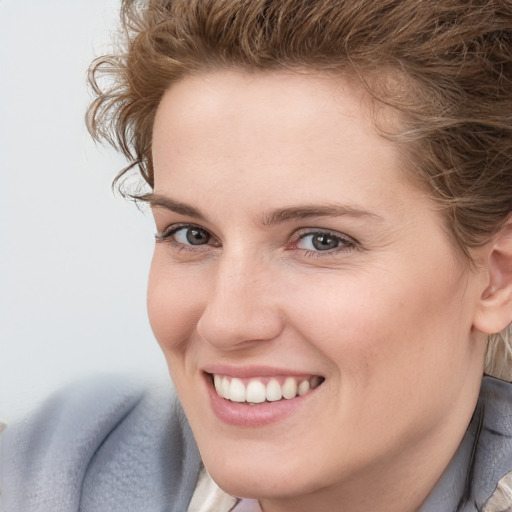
top-left (187, 467), bottom-right (238, 512)
top-left (482, 470), bottom-right (512, 512)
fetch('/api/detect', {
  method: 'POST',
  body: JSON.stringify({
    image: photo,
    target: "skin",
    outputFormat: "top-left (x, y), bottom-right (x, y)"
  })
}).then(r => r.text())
top-left (147, 70), bottom-right (490, 512)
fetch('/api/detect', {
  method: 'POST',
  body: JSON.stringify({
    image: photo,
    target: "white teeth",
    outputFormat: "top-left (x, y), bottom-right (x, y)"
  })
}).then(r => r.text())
top-left (298, 379), bottom-right (310, 396)
top-left (246, 380), bottom-right (266, 403)
top-left (214, 374), bottom-right (223, 395)
top-left (221, 377), bottom-right (231, 399)
top-left (213, 375), bottom-right (322, 403)
top-left (266, 379), bottom-right (283, 402)
top-left (282, 377), bottom-right (297, 399)
top-left (230, 378), bottom-right (246, 402)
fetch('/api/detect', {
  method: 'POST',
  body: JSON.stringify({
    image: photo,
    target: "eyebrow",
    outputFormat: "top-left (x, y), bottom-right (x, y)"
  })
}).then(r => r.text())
top-left (141, 193), bottom-right (206, 220)
top-left (260, 205), bottom-right (382, 226)
top-left (142, 192), bottom-right (381, 225)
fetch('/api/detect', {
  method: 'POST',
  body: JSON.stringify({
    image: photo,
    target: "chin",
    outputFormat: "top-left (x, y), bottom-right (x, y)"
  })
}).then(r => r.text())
top-left (201, 444), bottom-right (327, 500)
top-left (208, 466), bottom-right (305, 501)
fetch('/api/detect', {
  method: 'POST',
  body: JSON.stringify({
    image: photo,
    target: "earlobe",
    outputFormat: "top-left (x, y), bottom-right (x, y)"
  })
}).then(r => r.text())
top-left (473, 219), bottom-right (512, 335)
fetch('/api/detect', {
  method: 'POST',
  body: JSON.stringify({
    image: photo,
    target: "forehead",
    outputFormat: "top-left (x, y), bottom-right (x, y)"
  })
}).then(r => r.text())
top-left (151, 69), bottom-right (423, 222)
top-left (154, 71), bottom-right (397, 170)
top-left (154, 70), bottom-right (374, 129)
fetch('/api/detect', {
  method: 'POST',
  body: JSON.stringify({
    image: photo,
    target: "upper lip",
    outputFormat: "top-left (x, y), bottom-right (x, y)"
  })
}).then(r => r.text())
top-left (202, 364), bottom-right (323, 379)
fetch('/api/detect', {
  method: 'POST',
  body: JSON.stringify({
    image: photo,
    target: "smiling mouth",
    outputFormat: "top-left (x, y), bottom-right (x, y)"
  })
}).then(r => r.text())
top-left (209, 374), bottom-right (325, 405)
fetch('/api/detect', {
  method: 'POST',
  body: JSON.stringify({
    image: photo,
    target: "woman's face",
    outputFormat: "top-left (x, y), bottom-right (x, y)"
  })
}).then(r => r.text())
top-left (148, 70), bottom-right (487, 508)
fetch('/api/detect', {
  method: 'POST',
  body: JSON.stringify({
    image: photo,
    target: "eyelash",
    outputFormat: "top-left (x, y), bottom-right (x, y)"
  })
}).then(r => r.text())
top-left (155, 223), bottom-right (220, 252)
top-left (291, 229), bottom-right (357, 257)
top-left (155, 223), bottom-right (357, 257)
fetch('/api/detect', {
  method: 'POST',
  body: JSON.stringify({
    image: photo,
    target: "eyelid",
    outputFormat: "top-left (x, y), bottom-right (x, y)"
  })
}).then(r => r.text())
top-left (155, 222), bottom-right (184, 241)
top-left (294, 227), bottom-right (357, 243)
top-left (289, 227), bottom-right (358, 254)
top-left (156, 222), bottom-right (199, 238)
top-left (155, 222), bottom-right (186, 240)
top-left (155, 222), bottom-right (220, 246)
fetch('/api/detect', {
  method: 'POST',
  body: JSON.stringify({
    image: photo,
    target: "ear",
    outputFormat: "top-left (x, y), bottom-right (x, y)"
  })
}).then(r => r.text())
top-left (473, 218), bottom-right (512, 335)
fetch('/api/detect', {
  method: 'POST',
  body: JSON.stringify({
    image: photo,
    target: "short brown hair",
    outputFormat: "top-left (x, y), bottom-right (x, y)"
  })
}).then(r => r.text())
top-left (87, 0), bottom-right (512, 378)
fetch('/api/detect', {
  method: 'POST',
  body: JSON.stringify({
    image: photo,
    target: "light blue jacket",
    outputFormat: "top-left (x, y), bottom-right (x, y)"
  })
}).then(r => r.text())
top-left (1, 376), bottom-right (201, 512)
top-left (2, 376), bottom-right (512, 511)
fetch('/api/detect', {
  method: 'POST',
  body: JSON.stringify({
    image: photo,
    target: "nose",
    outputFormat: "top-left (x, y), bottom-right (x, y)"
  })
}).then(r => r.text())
top-left (196, 251), bottom-right (285, 350)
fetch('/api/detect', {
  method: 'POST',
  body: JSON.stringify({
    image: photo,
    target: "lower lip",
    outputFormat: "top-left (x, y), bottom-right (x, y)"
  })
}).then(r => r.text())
top-left (205, 375), bottom-right (316, 427)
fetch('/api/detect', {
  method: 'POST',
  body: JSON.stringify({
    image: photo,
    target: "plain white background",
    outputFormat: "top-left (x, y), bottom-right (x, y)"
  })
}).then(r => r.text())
top-left (1, 0), bottom-right (168, 424)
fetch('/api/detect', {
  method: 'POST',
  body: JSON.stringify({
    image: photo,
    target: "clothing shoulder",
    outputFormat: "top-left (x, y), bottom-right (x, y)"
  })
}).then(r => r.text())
top-left (0, 374), bottom-right (201, 512)
top-left (419, 377), bottom-right (512, 512)
top-left (476, 377), bottom-right (512, 512)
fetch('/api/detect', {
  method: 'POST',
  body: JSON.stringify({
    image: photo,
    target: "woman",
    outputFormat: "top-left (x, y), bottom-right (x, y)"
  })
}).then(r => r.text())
top-left (2, 0), bottom-right (512, 511)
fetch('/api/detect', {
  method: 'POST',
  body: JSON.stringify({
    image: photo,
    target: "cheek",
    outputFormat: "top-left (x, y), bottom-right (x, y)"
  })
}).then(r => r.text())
top-left (285, 265), bottom-right (471, 382)
top-left (282, 270), bottom-right (476, 447)
top-left (147, 255), bottom-right (204, 353)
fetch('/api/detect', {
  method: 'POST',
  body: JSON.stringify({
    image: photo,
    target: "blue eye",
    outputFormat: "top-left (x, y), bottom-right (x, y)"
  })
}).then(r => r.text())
top-left (296, 231), bottom-right (354, 252)
top-left (156, 224), bottom-right (217, 247)
top-left (173, 226), bottom-right (211, 245)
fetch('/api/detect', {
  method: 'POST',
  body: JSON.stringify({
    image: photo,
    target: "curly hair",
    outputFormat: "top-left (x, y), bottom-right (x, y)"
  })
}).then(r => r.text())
top-left (87, 0), bottom-right (512, 379)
